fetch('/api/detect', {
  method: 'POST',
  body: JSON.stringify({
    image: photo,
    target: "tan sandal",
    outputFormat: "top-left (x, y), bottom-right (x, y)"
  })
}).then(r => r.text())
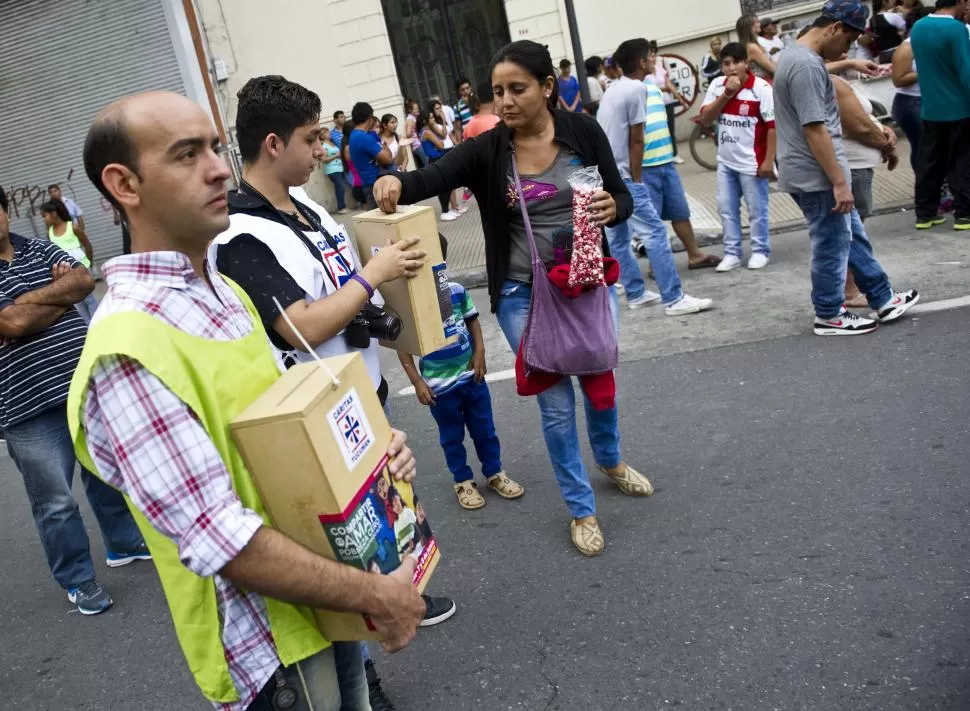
top-left (598, 463), bottom-right (654, 497)
top-left (486, 472), bottom-right (525, 500)
top-left (454, 481), bottom-right (486, 510)
top-left (570, 519), bottom-right (605, 556)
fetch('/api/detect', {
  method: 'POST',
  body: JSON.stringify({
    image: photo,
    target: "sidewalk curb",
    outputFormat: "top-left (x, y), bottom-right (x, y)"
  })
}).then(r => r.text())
top-left (450, 200), bottom-right (914, 291)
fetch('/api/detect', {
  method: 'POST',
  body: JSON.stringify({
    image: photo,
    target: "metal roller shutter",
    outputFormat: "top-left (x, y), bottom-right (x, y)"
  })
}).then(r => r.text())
top-left (0, 0), bottom-right (187, 264)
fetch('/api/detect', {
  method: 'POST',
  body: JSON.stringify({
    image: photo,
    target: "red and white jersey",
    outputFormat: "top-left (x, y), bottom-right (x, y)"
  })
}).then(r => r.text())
top-left (701, 73), bottom-right (775, 175)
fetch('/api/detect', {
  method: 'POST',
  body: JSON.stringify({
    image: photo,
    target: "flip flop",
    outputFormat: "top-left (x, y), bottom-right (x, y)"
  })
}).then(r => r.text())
top-left (688, 254), bottom-right (721, 270)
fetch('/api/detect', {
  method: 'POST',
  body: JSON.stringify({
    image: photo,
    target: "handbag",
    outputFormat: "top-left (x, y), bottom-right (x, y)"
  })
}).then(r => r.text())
top-left (511, 155), bottom-right (618, 376)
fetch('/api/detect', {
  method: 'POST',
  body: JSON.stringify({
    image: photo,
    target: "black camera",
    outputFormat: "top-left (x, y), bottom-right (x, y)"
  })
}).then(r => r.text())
top-left (345, 302), bottom-right (403, 349)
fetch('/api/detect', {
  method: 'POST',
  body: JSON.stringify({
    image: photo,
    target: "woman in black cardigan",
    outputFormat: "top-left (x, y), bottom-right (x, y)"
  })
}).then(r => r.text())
top-left (374, 41), bottom-right (653, 557)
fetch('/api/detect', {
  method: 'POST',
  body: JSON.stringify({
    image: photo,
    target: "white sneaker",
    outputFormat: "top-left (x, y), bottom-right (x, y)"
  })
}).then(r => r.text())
top-left (628, 291), bottom-right (662, 309)
top-left (715, 255), bottom-right (742, 273)
top-left (440, 211), bottom-right (459, 222)
top-left (665, 294), bottom-right (714, 316)
top-left (747, 253), bottom-right (770, 270)
top-left (875, 289), bottom-right (919, 323)
top-left (673, 156), bottom-right (685, 165)
top-left (613, 283), bottom-right (625, 295)
top-left (457, 204), bottom-right (469, 214)
top-left (813, 309), bottom-right (878, 336)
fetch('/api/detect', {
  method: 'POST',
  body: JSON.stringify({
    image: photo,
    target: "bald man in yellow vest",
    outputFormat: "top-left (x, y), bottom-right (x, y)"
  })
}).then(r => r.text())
top-left (67, 91), bottom-right (426, 711)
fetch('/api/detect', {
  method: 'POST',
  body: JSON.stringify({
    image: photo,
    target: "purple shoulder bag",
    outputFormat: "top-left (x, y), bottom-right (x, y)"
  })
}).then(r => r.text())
top-left (511, 155), bottom-right (618, 376)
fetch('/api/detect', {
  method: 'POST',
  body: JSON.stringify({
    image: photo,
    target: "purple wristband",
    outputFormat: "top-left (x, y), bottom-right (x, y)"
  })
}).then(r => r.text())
top-left (351, 273), bottom-right (375, 299)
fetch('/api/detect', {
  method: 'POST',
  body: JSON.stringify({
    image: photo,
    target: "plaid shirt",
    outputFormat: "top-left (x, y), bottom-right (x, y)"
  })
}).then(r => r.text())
top-left (81, 252), bottom-right (279, 711)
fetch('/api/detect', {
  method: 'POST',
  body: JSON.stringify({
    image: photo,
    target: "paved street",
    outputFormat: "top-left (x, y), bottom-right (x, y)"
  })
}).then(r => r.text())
top-left (3, 210), bottom-right (970, 710)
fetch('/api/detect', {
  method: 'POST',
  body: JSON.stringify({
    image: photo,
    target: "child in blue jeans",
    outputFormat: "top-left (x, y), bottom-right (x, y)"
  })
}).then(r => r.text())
top-left (398, 237), bottom-right (524, 510)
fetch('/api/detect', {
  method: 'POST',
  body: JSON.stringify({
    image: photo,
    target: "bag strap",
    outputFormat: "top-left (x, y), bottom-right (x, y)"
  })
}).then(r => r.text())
top-left (510, 154), bottom-right (544, 269)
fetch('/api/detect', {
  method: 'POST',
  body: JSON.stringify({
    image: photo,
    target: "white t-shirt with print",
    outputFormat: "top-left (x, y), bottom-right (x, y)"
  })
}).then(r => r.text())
top-left (701, 72), bottom-right (776, 175)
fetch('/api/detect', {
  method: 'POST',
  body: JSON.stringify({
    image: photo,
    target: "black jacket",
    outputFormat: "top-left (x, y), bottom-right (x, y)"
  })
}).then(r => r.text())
top-left (397, 109), bottom-right (632, 312)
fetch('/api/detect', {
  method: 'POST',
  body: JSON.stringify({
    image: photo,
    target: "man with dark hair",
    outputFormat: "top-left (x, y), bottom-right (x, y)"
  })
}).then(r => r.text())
top-left (758, 17), bottom-right (785, 55)
top-left (0, 184), bottom-right (148, 618)
top-left (212, 75), bottom-right (456, 709)
top-left (909, 0), bottom-right (970, 230)
top-left (584, 56), bottom-right (605, 115)
top-left (698, 41), bottom-right (776, 272)
top-left (597, 38), bottom-right (714, 316)
top-left (454, 76), bottom-right (474, 130)
top-left (773, 0), bottom-right (918, 335)
top-left (332, 109), bottom-right (346, 151)
top-left (73, 89), bottom-right (428, 711)
top-left (463, 81), bottom-right (500, 139)
top-left (348, 101), bottom-right (393, 209)
top-left (48, 183), bottom-right (85, 231)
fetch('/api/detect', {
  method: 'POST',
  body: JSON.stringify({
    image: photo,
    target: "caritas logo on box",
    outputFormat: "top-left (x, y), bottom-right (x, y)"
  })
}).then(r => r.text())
top-left (327, 388), bottom-right (375, 470)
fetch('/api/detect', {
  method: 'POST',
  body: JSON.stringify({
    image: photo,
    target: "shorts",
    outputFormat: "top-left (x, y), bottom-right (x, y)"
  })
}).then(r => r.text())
top-left (642, 162), bottom-right (691, 222)
top-left (850, 168), bottom-right (874, 219)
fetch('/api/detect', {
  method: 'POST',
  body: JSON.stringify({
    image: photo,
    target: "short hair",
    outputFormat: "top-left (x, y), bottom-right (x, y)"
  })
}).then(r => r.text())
top-left (475, 80), bottom-right (494, 104)
top-left (235, 75), bottom-right (322, 163)
top-left (438, 232), bottom-right (448, 260)
top-left (333, 110), bottom-right (345, 121)
top-left (614, 38), bottom-right (652, 75)
top-left (83, 108), bottom-right (141, 214)
top-left (559, 58), bottom-right (572, 70)
top-left (40, 199), bottom-right (72, 222)
top-left (351, 101), bottom-right (374, 125)
top-left (935, 0), bottom-right (959, 7)
top-left (648, 40), bottom-right (659, 53)
top-left (48, 184), bottom-right (60, 192)
top-left (585, 55), bottom-right (603, 76)
top-left (0, 185), bottom-right (7, 213)
top-left (719, 42), bottom-right (748, 63)
top-left (456, 76), bottom-right (471, 90)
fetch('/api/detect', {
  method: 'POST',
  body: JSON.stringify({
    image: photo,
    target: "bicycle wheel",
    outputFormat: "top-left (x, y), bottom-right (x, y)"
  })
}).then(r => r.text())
top-left (689, 123), bottom-right (718, 171)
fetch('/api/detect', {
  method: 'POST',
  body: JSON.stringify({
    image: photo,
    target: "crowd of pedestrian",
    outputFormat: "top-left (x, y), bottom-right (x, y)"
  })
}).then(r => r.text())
top-left (1, 1), bottom-right (968, 710)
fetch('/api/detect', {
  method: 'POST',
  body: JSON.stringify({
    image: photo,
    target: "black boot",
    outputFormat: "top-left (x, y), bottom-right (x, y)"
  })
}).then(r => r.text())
top-left (366, 659), bottom-right (396, 711)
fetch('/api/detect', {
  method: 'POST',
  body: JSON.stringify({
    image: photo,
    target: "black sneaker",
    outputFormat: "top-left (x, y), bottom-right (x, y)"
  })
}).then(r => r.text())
top-left (67, 579), bottom-right (113, 616)
top-left (366, 659), bottom-right (396, 711)
top-left (813, 310), bottom-right (879, 336)
top-left (420, 595), bottom-right (457, 627)
top-left (876, 290), bottom-right (920, 324)
top-left (954, 217), bottom-right (970, 231)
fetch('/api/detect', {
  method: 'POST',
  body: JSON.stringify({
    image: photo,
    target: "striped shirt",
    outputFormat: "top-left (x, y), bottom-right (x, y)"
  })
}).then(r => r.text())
top-left (419, 282), bottom-right (478, 396)
top-left (0, 234), bottom-right (87, 429)
top-left (642, 81), bottom-right (675, 167)
top-left (455, 98), bottom-right (473, 128)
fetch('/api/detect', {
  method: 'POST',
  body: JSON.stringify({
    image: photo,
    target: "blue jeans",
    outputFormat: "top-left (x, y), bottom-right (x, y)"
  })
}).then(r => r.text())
top-left (429, 379), bottom-right (502, 483)
top-left (891, 93), bottom-right (922, 172)
top-left (247, 642), bottom-right (369, 711)
top-left (643, 162), bottom-right (691, 222)
top-left (327, 172), bottom-right (347, 211)
top-left (75, 293), bottom-right (99, 323)
top-left (606, 180), bottom-right (683, 305)
top-left (716, 164), bottom-right (771, 258)
top-left (791, 191), bottom-right (893, 318)
top-left (495, 280), bottom-right (621, 518)
top-left (4, 405), bottom-right (144, 589)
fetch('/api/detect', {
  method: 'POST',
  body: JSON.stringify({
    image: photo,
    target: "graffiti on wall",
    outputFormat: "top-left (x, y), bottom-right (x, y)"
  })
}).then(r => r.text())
top-left (3, 168), bottom-right (114, 220)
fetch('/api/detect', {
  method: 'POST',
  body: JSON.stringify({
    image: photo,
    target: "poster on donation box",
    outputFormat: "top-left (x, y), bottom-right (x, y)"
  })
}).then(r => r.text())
top-left (230, 353), bottom-right (440, 640)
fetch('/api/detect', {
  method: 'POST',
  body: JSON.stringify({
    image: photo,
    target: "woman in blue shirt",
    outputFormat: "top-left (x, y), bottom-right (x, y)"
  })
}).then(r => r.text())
top-left (557, 58), bottom-right (582, 112)
top-left (420, 102), bottom-right (461, 222)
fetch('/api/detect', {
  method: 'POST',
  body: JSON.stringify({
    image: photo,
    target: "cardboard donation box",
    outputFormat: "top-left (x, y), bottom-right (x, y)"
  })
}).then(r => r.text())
top-left (230, 354), bottom-right (441, 641)
top-left (353, 205), bottom-right (458, 356)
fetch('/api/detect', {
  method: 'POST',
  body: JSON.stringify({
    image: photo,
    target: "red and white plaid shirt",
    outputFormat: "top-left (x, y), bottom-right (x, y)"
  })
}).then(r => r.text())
top-left (82, 252), bottom-right (280, 711)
